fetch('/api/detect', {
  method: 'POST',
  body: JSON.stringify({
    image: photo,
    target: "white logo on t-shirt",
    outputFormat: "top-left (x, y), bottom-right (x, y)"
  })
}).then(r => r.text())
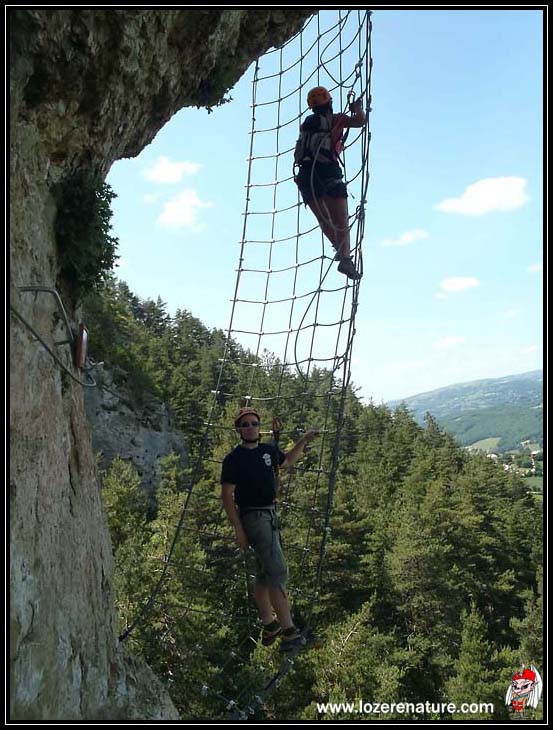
top-left (263, 453), bottom-right (272, 467)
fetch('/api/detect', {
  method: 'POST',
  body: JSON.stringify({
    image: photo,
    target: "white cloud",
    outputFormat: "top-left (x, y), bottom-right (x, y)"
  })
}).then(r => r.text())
top-left (439, 276), bottom-right (480, 293)
top-left (433, 336), bottom-right (466, 351)
top-left (380, 229), bottom-right (429, 247)
top-left (158, 188), bottom-right (214, 231)
top-left (143, 192), bottom-right (162, 204)
top-left (144, 155), bottom-right (203, 184)
top-left (502, 308), bottom-right (521, 320)
top-left (434, 292), bottom-right (447, 300)
top-left (435, 176), bottom-right (529, 216)
top-left (527, 263), bottom-right (543, 273)
top-left (520, 345), bottom-right (539, 355)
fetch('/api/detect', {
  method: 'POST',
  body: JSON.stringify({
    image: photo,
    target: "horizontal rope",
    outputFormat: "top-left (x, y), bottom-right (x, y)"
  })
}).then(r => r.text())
top-left (237, 254), bottom-right (331, 274)
top-left (230, 317), bottom-right (349, 337)
top-left (235, 283), bottom-right (346, 306)
top-left (255, 14), bottom-right (343, 72)
top-left (215, 353), bottom-right (345, 367)
top-left (247, 144), bottom-right (295, 161)
top-left (208, 392), bottom-right (342, 402)
top-left (245, 198), bottom-right (300, 212)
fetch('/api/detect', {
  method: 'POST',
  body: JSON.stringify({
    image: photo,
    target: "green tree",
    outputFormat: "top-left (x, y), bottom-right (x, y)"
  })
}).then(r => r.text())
top-left (445, 603), bottom-right (495, 720)
top-left (511, 563), bottom-right (543, 669)
top-left (100, 457), bottom-right (154, 639)
top-left (101, 456), bottom-right (151, 551)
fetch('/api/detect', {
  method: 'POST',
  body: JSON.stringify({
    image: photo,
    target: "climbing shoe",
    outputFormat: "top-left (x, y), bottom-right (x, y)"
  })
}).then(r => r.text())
top-left (261, 619), bottom-right (282, 646)
top-left (279, 625), bottom-right (302, 652)
top-left (337, 256), bottom-right (362, 281)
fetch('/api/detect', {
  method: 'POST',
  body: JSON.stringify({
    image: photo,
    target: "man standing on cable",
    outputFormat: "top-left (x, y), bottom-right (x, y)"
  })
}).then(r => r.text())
top-left (221, 407), bottom-right (318, 650)
top-left (294, 85), bottom-right (366, 281)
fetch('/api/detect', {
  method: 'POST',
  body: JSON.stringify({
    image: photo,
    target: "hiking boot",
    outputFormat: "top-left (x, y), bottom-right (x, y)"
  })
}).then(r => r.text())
top-left (279, 625), bottom-right (302, 652)
top-left (261, 619), bottom-right (282, 646)
top-left (337, 256), bottom-right (362, 281)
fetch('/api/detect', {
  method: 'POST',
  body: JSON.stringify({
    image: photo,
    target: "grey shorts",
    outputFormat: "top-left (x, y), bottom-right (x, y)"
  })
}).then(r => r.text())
top-left (240, 507), bottom-right (289, 589)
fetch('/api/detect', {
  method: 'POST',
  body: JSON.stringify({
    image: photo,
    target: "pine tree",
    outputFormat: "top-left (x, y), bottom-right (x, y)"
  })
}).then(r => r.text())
top-left (100, 457), bottom-right (155, 639)
top-left (511, 563), bottom-right (543, 669)
top-left (445, 603), bottom-right (495, 720)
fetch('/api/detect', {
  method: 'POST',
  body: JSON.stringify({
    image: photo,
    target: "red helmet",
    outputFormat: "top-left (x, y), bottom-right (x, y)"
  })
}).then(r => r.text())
top-left (234, 407), bottom-right (261, 427)
top-left (307, 86), bottom-right (332, 109)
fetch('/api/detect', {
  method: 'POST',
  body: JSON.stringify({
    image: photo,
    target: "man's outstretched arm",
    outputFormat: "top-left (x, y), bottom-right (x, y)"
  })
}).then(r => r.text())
top-left (281, 429), bottom-right (319, 469)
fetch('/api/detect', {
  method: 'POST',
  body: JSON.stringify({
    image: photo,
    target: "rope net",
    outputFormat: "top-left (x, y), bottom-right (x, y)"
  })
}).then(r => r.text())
top-left (118, 10), bottom-right (372, 720)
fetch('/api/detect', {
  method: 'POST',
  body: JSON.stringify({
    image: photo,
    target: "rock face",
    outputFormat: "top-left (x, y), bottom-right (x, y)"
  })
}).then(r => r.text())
top-left (9, 8), bottom-right (311, 721)
top-left (83, 365), bottom-right (187, 494)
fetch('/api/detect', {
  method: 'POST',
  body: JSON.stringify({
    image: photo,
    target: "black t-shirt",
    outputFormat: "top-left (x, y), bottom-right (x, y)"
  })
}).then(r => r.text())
top-left (221, 442), bottom-right (286, 509)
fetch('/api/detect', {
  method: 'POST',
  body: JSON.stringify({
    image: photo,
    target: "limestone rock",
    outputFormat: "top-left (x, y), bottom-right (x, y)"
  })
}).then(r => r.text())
top-left (83, 364), bottom-right (187, 494)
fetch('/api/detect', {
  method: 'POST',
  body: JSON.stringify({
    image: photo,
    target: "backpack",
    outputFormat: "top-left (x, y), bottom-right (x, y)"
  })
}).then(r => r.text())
top-left (294, 111), bottom-right (343, 166)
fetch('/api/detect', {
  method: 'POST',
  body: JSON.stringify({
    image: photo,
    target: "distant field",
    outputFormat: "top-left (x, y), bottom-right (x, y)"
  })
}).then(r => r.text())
top-left (523, 476), bottom-right (543, 492)
top-left (467, 437), bottom-right (501, 453)
top-left (523, 443), bottom-right (542, 452)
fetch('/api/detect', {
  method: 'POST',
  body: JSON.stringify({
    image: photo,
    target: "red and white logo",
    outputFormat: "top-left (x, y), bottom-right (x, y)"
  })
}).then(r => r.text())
top-left (505, 665), bottom-right (542, 716)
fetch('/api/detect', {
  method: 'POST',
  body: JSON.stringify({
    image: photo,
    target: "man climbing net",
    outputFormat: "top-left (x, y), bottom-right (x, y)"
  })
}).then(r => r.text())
top-left (221, 407), bottom-right (319, 652)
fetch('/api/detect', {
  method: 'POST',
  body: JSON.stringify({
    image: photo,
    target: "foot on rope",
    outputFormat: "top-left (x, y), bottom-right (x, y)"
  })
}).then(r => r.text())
top-left (278, 625), bottom-right (302, 651)
top-left (337, 256), bottom-right (362, 281)
top-left (279, 626), bottom-right (323, 653)
top-left (261, 618), bottom-right (282, 646)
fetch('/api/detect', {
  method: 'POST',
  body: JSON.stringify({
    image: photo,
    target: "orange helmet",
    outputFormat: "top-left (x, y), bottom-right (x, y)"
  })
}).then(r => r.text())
top-left (234, 407), bottom-right (261, 427)
top-left (307, 86), bottom-right (332, 109)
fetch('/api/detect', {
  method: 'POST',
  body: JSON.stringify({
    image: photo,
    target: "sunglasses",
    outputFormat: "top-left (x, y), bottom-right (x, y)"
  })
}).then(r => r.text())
top-left (239, 421), bottom-right (260, 428)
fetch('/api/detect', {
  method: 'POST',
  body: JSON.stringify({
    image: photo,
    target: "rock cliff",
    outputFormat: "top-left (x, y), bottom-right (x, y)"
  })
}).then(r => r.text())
top-left (83, 364), bottom-right (187, 495)
top-left (9, 8), bottom-right (312, 720)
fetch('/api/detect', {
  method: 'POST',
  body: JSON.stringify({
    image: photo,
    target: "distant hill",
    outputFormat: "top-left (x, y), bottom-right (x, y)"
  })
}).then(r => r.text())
top-left (387, 371), bottom-right (543, 452)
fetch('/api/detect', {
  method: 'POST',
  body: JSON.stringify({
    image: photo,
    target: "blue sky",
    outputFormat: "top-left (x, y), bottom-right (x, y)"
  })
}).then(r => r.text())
top-left (106, 9), bottom-right (543, 403)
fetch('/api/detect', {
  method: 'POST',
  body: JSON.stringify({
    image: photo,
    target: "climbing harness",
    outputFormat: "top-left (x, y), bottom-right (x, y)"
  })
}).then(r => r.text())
top-left (294, 109), bottom-right (341, 166)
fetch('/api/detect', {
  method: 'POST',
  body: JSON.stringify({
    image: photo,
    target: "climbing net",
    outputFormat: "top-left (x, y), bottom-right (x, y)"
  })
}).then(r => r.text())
top-left (119, 10), bottom-right (372, 720)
